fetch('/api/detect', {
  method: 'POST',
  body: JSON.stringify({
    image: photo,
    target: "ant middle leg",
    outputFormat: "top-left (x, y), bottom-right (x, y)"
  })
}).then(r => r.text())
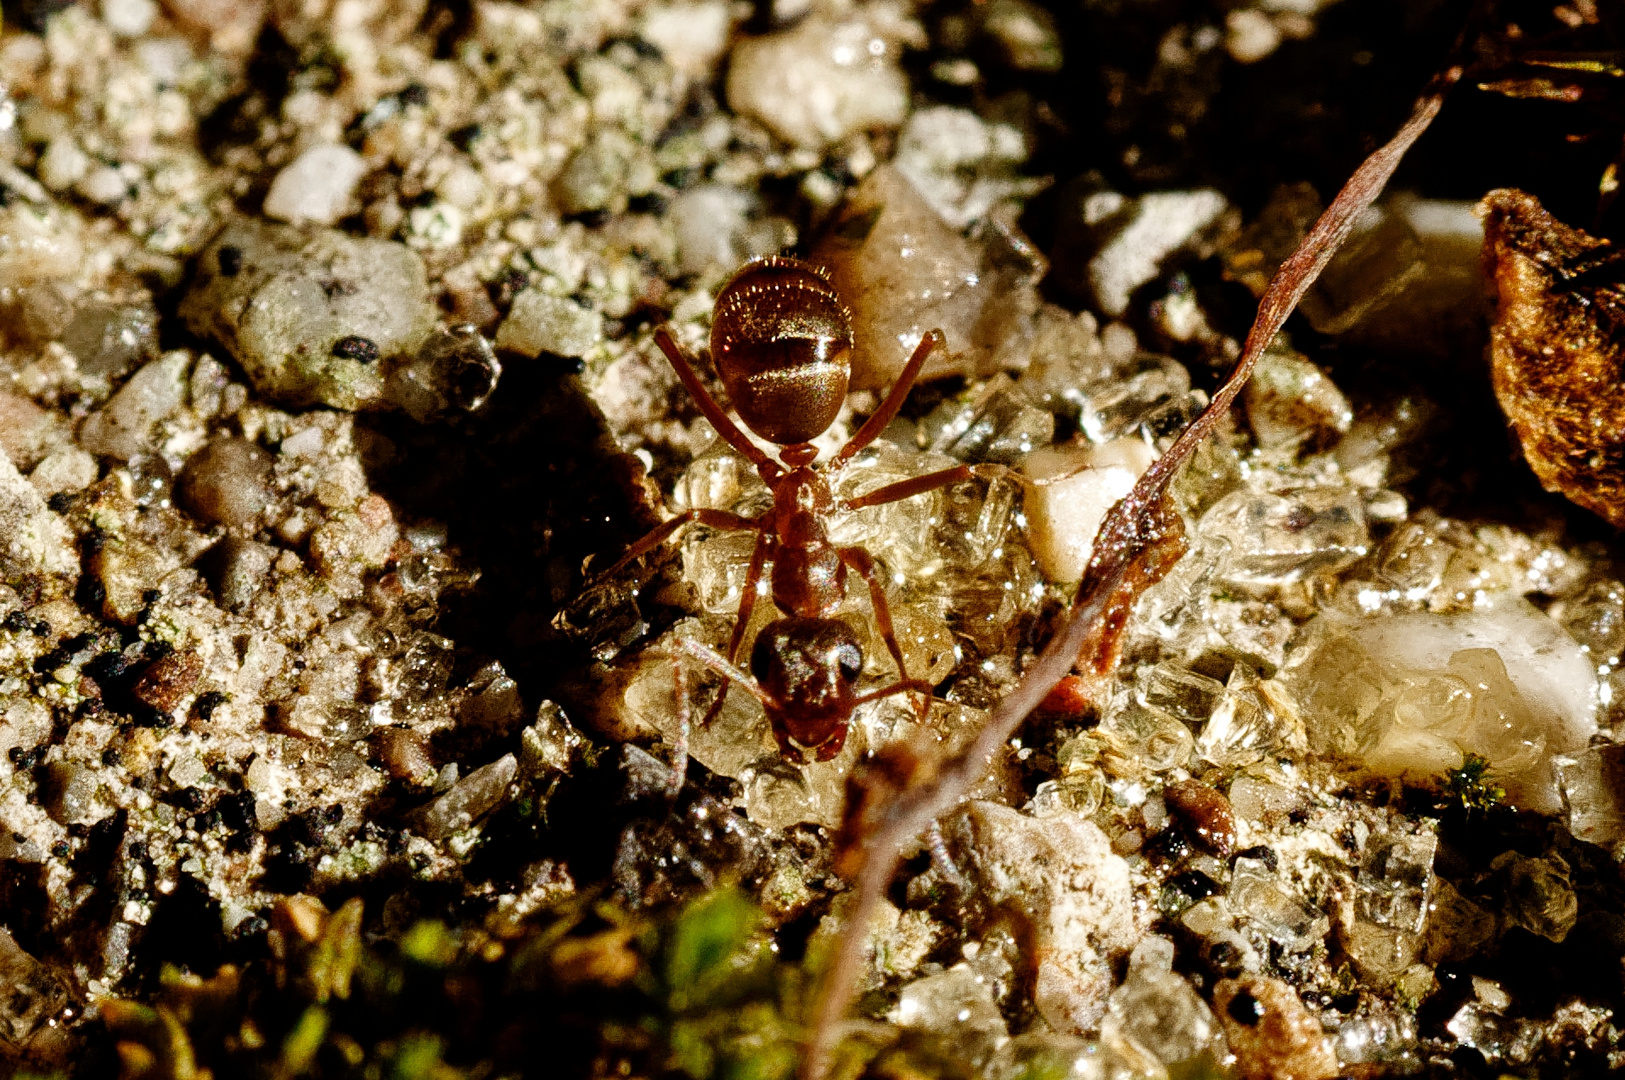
top-left (699, 530), bottom-right (774, 728)
top-left (592, 507), bottom-right (759, 583)
top-left (839, 547), bottom-right (932, 722)
top-left (834, 329), bottom-right (945, 468)
top-left (652, 327), bottom-right (781, 480)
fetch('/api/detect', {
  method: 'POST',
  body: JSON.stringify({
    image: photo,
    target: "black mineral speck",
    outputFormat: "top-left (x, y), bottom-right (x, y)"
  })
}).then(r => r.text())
top-left (401, 83), bottom-right (429, 107)
top-left (1, 611), bottom-right (28, 633)
top-left (193, 690), bottom-right (228, 720)
top-left (217, 245), bottom-right (243, 276)
top-left (1234, 844), bottom-right (1278, 871)
top-left (1228, 989), bottom-right (1265, 1026)
top-left (333, 335), bottom-right (380, 363)
top-left (102, 747), bottom-right (123, 767)
top-left (46, 492), bottom-right (73, 513)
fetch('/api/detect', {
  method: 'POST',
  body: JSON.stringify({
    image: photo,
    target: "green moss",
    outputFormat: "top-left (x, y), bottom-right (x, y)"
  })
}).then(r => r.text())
top-left (1443, 753), bottom-right (1506, 813)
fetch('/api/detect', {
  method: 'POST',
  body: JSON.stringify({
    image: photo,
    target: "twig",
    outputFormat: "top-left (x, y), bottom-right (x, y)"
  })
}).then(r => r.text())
top-left (798, 63), bottom-right (1463, 1080)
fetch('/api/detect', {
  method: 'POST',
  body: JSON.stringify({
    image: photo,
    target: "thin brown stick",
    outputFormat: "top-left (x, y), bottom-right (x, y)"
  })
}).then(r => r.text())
top-left (798, 63), bottom-right (1462, 1080)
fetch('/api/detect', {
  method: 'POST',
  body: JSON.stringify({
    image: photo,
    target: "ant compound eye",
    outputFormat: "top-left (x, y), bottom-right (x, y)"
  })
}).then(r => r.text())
top-left (836, 642), bottom-right (862, 683)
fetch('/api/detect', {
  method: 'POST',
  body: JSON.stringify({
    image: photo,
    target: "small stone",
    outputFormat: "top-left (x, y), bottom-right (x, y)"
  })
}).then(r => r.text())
top-left (28, 448), bottom-right (97, 499)
top-left (1202, 485), bottom-right (1369, 594)
top-left (552, 130), bottom-right (654, 216)
top-left (638, 0), bottom-right (733, 77)
top-left (950, 800), bottom-right (1136, 1033)
top-left (132, 650), bottom-right (204, 715)
top-left (199, 536), bottom-right (277, 611)
top-left (1162, 780), bottom-right (1235, 857)
top-left (978, 0), bottom-right (1062, 72)
top-left (1104, 936), bottom-right (1222, 1068)
top-left (62, 301), bottom-right (160, 381)
top-left (39, 762), bottom-right (103, 826)
top-left (78, 351), bottom-right (190, 460)
top-left (1492, 850), bottom-right (1577, 943)
top-left (812, 164), bottom-right (1043, 389)
top-left (176, 437), bottom-right (274, 532)
top-left (1058, 188), bottom-right (1229, 317)
top-left (1300, 202), bottom-right (1425, 336)
top-left (1020, 438), bottom-right (1156, 583)
top-left (726, 7), bottom-right (917, 150)
top-left (1555, 743), bottom-right (1625, 851)
top-left (1243, 343), bottom-right (1353, 454)
top-left (1357, 829), bottom-right (1437, 935)
top-left (1225, 9), bottom-right (1281, 64)
top-left (1214, 977), bottom-right (1339, 1080)
top-left (102, 0), bottom-right (158, 35)
top-left (1229, 856), bottom-right (1329, 952)
top-left (0, 927), bottom-right (67, 1044)
top-left (0, 445), bottom-right (77, 580)
top-left (262, 144), bottom-right (369, 226)
top-left (0, 391), bottom-right (64, 472)
top-left (181, 218), bottom-right (434, 410)
top-left (494, 290), bottom-right (603, 359)
top-left (375, 728), bottom-right (436, 787)
top-left (410, 753), bottom-right (517, 840)
top-left (891, 964), bottom-right (1008, 1068)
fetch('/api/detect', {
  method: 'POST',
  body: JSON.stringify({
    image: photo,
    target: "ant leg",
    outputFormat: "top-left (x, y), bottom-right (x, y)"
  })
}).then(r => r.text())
top-left (653, 328), bottom-right (779, 479)
top-left (592, 507), bottom-right (758, 583)
top-left (841, 546), bottom-right (935, 723)
top-left (699, 531), bottom-right (773, 728)
top-left (852, 678), bottom-right (937, 707)
top-left (671, 635), bottom-right (775, 707)
top-left (840, 465), bottom-right (973, 513)
top-left (832, 329), bottom-right (945, 468)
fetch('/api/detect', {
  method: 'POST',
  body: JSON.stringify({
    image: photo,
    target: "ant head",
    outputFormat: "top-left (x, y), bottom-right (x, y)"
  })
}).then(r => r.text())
top-left (711, 257), bottom-right (852, 447)
top-left (751, 616), bottom-right (862, 754)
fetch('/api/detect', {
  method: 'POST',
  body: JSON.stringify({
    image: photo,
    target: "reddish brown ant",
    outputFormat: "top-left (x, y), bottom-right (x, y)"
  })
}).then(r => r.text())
top-left (595, 256), bottom-right (978, 762)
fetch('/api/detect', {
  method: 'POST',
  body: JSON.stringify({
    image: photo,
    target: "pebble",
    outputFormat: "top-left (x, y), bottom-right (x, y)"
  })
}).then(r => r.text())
top-left (1062, 188), bottom-right (1229, 317)
top-left (1243, 345), bottom-right (1353, 454)
top-left (494, 290), bottom-right (603, 360)
top-left (175, 437), bottom-right (275, 532)
top-left (726, 9), bottom-right (916, 150)
top-left (1162, 780), bottom-right (1236, 857)
top-left (0, 445), bottom-right (77, 580)
top-left (262, 144), bottom-right (369, 227)
top-left (180, 219), bottom-right (434, 410)
top-left (1214, 977), bottom-right (1339, 1080)
top-left (78, 351), bottom-right (191, 460)
top-left (811, 164), bottom-right (1042, 389)
top-left (1020, 438), bottom-right (1156, 583)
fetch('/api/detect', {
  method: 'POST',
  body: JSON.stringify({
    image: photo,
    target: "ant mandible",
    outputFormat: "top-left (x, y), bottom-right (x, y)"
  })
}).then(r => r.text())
top-left (596, 256), bottom-right (978, 762)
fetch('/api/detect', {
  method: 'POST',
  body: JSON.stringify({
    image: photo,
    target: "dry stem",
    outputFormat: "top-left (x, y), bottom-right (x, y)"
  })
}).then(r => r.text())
top-left (799, 63), bottom-right (1464, 1080)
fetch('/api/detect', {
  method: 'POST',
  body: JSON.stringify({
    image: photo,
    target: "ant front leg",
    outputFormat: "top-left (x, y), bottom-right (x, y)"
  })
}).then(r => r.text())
top-left (591, 507), bottom-right (759, 583)
top-left (839, 547), bottom-right (932, 723)
top-left (699, 530), bottom-right (774, 728)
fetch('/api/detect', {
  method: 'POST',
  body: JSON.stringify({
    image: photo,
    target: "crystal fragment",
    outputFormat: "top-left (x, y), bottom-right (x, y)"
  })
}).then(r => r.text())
top-left (0, 927), bottom-right (66, 1045)
top-left (1077, 353), bottom-right (1191, 443)
top-left (1492, 850), bottom-right (1577, 943)
top-left (1335, 1010), bottom-right (1418, 1066)
top-left (1103, 936), bottom-right (1221, 1069)
top-left (891, 963), bottom-right (1008, 1067)
top-left (1020, 438), bottom-right (1155, 583)
top-left (1357, 830), bottom-right (1436, 934)
top-left (1299, 203), bottom-right (1425, 335)
top-left (1555, 743), bottom-right (1625, 851)
top-left (931, 376), bottom-right (1055, 464)
top-left (1029, 772), bottom-right (1105, 818)
top-left (1101, 698), bottom-right (1195, 773)
top-left (1226, 775), bottom-right (1301, 827)
top-left (1228, 857), bottom-right (1329, 952)
top-left (1197, 665), bottom-right (1302, 768)
top-left (1138, 663), bottom-right (1224, 726)
top-left (1242, 342), bottom-right (1352, 454)
top-left (1201, 486), bottom-right (1369, 592)
top-left (1556, 579), bottom-right (1625, 663)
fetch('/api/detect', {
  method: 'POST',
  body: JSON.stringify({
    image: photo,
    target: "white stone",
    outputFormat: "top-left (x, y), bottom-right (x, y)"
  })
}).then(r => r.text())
top-left (950, 800), bottom-right (1137, 1033)
top-left (1090, 190), bottom-right (1228, 317)
top-left (101, 0), bottom-right (157, 36)
top-left (1021, 438), bottom-right (1157, 583)
top-left (669, 185), bottom-right (755, 276)
top-left (79, 351), bottom-right (191, 461)
top-left (38, 140), bottom-right (90, 192)
top-left (726, 9), bottom-right (917, 150)
top-left (28, 447), bottom-right (97, 498)
top-left (77, 167), bottom-right (129, 206)
top-left (0, 447), bottom-right (75, 581)
top-left (639, 0), bottom-right (734, 78)
top-left (263, 144), bottom-right (369, 226)
top-left (495, 290), bottom-right (603, 359)
top-left (1226, 9), bottom-right (1282, 64)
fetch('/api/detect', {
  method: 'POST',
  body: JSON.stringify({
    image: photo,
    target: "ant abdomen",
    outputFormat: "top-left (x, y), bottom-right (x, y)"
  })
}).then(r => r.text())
top-left (711, 257), bottom-right (853, 446)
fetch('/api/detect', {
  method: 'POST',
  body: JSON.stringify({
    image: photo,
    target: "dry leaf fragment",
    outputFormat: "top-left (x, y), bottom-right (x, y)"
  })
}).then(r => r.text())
top-left (1481, 188), bottom-right (1625, 528)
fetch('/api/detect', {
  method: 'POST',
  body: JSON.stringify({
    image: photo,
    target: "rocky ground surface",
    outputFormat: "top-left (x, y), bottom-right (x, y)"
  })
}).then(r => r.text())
top-left (2, 0), bottom-right (1625, 1078)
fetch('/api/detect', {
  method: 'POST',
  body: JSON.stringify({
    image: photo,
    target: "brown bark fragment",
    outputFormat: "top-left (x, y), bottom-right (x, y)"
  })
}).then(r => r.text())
top-left (1481, 189), bottom-right (1625, 527)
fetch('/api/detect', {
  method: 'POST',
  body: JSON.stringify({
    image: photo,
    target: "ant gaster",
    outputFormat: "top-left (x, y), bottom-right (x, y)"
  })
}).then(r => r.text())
top-left (597, 257), bottom-right (978, 762)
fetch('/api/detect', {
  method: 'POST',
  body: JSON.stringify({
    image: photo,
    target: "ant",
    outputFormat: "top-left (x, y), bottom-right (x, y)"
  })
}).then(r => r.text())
top-left (594, 257), bottom-right (979, 762)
